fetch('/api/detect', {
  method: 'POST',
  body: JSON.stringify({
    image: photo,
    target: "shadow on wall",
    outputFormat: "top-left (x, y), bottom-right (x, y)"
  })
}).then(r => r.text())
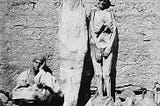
top-left (77, 15), bottom-right (95, 106)
top-left (110, 28), bottom-right (119, 101)
top-left (77, 41), bottom-right (95, 106)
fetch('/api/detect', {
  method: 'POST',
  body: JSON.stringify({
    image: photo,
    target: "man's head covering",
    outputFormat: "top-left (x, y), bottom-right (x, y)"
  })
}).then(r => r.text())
top-left (32, 54), bottom-right (47, 63)
top-left (31, 53), bottom-right (52, 73)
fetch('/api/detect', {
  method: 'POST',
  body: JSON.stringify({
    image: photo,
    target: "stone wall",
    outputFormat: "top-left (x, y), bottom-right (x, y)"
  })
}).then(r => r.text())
top-left (1, 0), bottom-right (160, 91)
top-left (0, 0), bottom-right (60, 91)
top-left (112, 0), bottom-right (160, 89)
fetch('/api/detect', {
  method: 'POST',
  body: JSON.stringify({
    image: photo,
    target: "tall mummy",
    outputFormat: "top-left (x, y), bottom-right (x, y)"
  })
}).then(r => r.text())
top-left (59, 0), bottom-right (88, 106)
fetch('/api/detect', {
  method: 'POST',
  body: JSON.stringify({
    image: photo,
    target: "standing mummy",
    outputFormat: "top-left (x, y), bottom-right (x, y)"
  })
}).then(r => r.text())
top-left (89, 0), bottom-right (117, 97)
top-left (59, 0), bottom-right (88, 106)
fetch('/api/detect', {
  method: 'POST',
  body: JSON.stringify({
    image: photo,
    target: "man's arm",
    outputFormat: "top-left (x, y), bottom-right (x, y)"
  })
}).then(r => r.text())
top-left (103, 11), bottom-right (117, 57)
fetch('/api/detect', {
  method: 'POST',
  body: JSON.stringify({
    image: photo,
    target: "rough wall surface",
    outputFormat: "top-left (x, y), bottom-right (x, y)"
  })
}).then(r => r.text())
top-left (0, 0), bottom-right (60, 91)
top-left (112, 0), bottom-right (160, 89)
top-left (0, 0), bottom-right (160, 91)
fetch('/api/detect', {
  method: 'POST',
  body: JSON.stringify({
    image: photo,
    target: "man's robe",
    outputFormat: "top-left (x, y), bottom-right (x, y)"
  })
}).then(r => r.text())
top-left (12, 69), bottom-right (60, 104)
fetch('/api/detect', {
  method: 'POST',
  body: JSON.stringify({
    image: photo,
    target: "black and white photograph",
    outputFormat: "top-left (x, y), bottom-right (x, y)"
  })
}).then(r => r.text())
top-left (0, 0), bottom-right (160, 106)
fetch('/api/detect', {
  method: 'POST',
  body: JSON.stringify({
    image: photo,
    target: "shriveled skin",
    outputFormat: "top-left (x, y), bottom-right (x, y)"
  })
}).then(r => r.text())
top-left (59, 0), bottom-right (88, 106)
top-left (89, 6), bottom-right (117, 97)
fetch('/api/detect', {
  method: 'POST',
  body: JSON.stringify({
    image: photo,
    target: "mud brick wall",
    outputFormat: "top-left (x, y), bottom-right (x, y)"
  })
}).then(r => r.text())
top-left (1, 0), bottom-right (160, 91)
top-left (0, 0), bottom-right (60, 91)
top-left (112, 0), bottom-right (160, 89)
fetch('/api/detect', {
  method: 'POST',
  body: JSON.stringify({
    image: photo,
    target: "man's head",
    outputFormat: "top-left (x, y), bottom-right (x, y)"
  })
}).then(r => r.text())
top-left (96, 0), bottom-right (111, 10)
top-left (32, 54), bottom-right (46, 72)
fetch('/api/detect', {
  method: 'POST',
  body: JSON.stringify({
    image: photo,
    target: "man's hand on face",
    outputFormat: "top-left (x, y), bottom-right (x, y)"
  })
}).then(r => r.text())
top-left (39, 61), bottom-right (45, 70)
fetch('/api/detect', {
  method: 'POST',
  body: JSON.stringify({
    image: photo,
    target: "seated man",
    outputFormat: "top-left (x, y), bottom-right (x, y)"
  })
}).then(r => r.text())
top-left (12, 54), bottom-right (62, 106)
